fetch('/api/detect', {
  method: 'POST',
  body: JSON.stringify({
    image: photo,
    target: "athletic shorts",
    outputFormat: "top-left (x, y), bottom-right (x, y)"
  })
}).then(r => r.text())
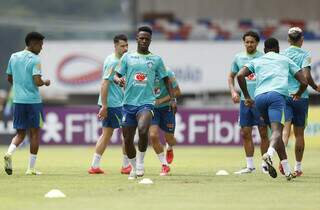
top-left (151, 106), bottom-right (175, 133)
top-left (284, 97), bottom-right (308, 127)
top-left (239, 100), bottom-right (264, 127)
top-left (255, 91), bottom-right (286, 125)
top-left (13, 103), bottom-right (44, 129)
top-left (101, 107), bottom-right (122, 128)
top-left (121, 104), bottom-right (154, 127)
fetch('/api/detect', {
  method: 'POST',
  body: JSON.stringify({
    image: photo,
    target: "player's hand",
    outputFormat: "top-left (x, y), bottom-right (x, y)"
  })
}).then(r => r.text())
top-left (155, 99), bottom-right (161, 106)
top-left (231, 91), bottom-right (240, 104)
top-left (244, 97), bottom-right (254, 107)
top-left (291, 93), bottom-right (301, 101)
top-left (316, 84), bottom-right (320, 92)
top-left (97, 106), bottom-right (108, 120)
top-left (44, 79), bottom-right (50, 86)
top-left (169, 98), bottom-right (177, 114)
top-left (114, 77), bottom-right (126, 87)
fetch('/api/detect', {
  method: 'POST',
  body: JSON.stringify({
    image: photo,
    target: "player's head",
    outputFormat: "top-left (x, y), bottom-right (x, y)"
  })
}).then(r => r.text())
top-left (264, 37), bottom-right (279, 53)
top-left (113, 34), bottom-right (128, 56)
top-left (25, 32), bottom-right (45, 55)
top-left (136, 26), bottom-right (152, 53)
top-left (242, 31), bottom-right (260, 54)
top-left (288, 27), bottom-right (303, 47)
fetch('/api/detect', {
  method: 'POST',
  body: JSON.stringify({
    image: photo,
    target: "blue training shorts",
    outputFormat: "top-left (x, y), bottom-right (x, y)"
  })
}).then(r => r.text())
top-left (101, 107), bottom-right (122, 128)
top-left (151, 106), bottom-right (175, 133)
top-left (284, 97), bottom-right (308, 127)
top-left (13, 103), bottom-right (44, 129)
top-left (239, 100), bottom-right (264, 127)
top-left (255, 91), bottom-right (286, 125)
top-left (121, 104), bottom-right (154, 127)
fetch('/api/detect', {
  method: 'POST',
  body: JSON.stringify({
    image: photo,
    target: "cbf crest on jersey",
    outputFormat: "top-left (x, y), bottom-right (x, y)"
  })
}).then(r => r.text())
top-left (146, 60), bottom-right (154, 69)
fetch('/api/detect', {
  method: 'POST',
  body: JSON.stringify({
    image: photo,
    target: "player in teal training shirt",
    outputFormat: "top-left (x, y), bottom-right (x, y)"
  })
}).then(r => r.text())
top-left (114, 26), bottom-right (177, 179)
top-left (88, 34), bottom-right (131, 175)
top-left (237, 37), bottom-right (307, 181)
top-left (149, 69), bottom-right (181, 176)
top-left (281, 27), bottom-right (320, 177)
top-left (228, 31), bottom-right (269, 175)
top-left (4, 32), bottom-right (50, 176)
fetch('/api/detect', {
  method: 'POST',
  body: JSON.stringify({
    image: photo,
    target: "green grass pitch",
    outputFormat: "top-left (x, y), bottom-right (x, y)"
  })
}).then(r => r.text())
top-left (0, 146), bottom-right (319, 210)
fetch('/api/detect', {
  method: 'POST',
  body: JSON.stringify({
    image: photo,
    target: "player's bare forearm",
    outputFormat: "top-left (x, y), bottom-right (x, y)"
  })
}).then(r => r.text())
top-left (294, 70), bottom-right (308, 97)
top-left (228, 72), bottom-right (237, 94)
top-left (304, 67), bottom-right (318, 90)
top-left (237, 67), bottom-right (251, 99)
top-left (164, 76), bottom-right (174, 99)
top-left (100, 80), bottom-right (109, 108)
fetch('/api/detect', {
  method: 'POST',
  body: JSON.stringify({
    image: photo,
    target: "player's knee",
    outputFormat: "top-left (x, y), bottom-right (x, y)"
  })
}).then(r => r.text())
top-left (240, 129), bottom-right (251, 141)
top-left (138, 125), bottom-right (148, 137)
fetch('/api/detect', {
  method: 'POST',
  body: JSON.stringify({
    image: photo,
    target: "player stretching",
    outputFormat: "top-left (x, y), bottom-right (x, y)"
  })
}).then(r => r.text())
top-left (280, 27), bottom-right (320, 176)
top-left (88, 34), bottom-right (131, 174)
top-left (237, 37), bottom-right (307, 180)
top-left (4, 32), bottom-right (50, 175)
top-left (228, 31), bottom-right (269, 174)
top-left (114, 26), bottom-right (177, 179)
top-left (149, 68), bottom-right (181, 176)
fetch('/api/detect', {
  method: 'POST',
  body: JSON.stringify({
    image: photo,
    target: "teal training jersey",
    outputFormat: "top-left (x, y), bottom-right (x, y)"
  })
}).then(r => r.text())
top-left (245, 52), bottom-right (300, 97)
top-left (154, 69), bottom-right (178, 108)
top-left (282, 46), bottom-right (311, 98)
top-left (116, 51), bottom-right (168, 106)
top-left (6, 50), bottom-right (42, 104)
top-left (98, 53), bottom-right (124, 107)
top-left (231, 51), bottom-right (264, 100)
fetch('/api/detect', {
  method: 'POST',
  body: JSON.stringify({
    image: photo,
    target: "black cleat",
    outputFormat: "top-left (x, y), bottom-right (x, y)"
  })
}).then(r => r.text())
top-left (262, 153), bottom-right (277, 178)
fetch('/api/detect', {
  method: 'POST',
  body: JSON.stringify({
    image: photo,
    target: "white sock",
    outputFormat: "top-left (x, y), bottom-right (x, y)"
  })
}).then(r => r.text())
top-left (7, 143), bottom-right (17, 155)
top-left (295, 161), bottom-right (302, 172)
top-left (281, 159), bottom-right (291, 176)
top-left (267, 147), bottom-right (276, 158)
top-left (246, 157), bottom-right (254, 169)
top-left (28, 154), bottom-right (37, 169)
top-left (91, 153), bottom-right (102, 168)
top-left (157, 152), bottom-right (168, 165)
top-left (122, 155), bottom-right (129, 168)
top-left (166, 143), bottom-right (173, 151)
top-left (137, 151), bottom-right (145, 168)
top-left (128, 157), bottom-right (136, 171)
top-left (261, 161), bottom-right (268, 167)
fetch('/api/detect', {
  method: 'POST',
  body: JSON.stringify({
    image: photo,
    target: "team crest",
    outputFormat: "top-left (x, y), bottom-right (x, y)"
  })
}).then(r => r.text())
top-left (146, 60), bottom-right (154, 69)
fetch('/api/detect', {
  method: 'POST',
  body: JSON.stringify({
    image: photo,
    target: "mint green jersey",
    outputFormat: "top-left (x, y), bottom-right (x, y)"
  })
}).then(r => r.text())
top-left (98, 53), bottom-right (124, 107)
top-left (245, 52), bottom-right (300, 97)
top-left (282, 46), bottom-right (311, 98)
top-left (154, 69), bottom-right (178, 108)
top-left (116, 51), bottom-right (168, 106)
top-left (231, 51), bottom-right (264, 100)
top-left (6, 50), bottom-right (42, 104)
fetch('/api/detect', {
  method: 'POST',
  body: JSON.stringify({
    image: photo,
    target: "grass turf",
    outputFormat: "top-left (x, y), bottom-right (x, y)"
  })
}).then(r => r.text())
top-left (0, 146), bottom-right (319, 210)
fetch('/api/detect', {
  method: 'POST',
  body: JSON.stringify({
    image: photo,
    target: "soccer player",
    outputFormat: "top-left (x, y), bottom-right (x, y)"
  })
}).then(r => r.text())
top-left (114, 26), bottom-right (177, 179)
top-left (4, 32), bottom-right (50, 175)
top-left (281, 27), bottom-right (320, 176)
top-left (149, 68), bottom-right (181, 176)
top-left (88, 34), bottom-right (130, 174)
top-left (228, 31), bottom-right (269, 174)
top-left (237, 37), bottom-right (308, 180)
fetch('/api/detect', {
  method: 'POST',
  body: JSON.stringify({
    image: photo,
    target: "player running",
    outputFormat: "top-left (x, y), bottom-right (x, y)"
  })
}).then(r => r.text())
top-left (237, 37), bottom-right (308, 181)
top-left (280, 27), bottom-right (320, 176)
top-left (4, 32), bottom-right (50, 175)
top-left (88, 34), bottom-right (131, 174)
top-left (228, 31), bottom-right (269, 174)
top-left (149, 68), bottom-right (181, 176)
top-left (114, 26), bottom-right (177, 179)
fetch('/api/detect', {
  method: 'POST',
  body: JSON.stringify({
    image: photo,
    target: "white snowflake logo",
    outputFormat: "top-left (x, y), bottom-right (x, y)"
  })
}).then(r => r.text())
top-left (174, 113), bottom-right (186, 143)
top-left (42, 112), bottom-right (63, 143)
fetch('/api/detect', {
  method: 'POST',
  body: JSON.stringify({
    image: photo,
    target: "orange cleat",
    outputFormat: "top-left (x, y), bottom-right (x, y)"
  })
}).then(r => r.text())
top-left (160, 164), bottom-right (170, 176)
top-left (293, 170), bottom-right (303, 177)
top-left (120, 165), bottom-right (132, 174)
top-left (166, 149), bottom-right (174, 164)
top-left (88, 167), bottom-right (105, 174)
